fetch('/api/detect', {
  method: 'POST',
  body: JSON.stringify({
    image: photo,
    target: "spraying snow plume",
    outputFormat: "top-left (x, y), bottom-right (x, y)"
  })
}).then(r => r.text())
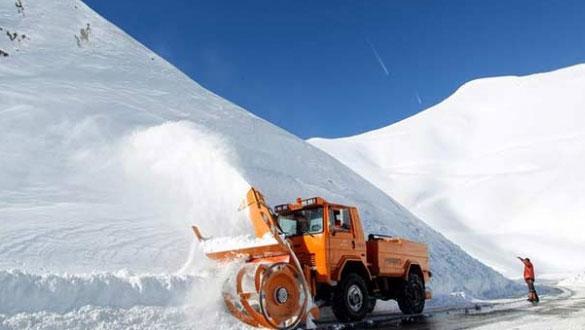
top-left (116, 121), bottom-right (253, 272)
top-left (118, 121), bottom-right (251, 239)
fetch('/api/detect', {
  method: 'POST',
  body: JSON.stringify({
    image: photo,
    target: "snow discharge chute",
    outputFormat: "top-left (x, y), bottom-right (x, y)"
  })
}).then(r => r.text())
top-left (192, 188), bottom-right (315, 329)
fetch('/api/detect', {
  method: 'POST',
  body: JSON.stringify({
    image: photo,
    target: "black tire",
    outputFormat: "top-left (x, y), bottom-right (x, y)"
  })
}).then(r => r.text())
top-left (397, 271), bottom-right (425, 315)
top-left (332, 273), bottom-right (370, 322)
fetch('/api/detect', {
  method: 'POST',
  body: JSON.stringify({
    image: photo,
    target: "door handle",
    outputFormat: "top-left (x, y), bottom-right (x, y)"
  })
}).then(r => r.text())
top-left (352, 240), bottom-right (356, 249)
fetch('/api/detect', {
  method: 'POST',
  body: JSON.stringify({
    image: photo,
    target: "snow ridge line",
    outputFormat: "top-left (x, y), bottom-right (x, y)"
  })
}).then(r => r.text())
top-left (0, 270), bottom-right (199, 315)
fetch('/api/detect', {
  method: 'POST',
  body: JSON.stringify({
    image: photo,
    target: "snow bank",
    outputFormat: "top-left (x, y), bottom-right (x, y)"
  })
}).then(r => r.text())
top-left (1, 306), bottom-right (190, 330)
top-left (0, 305), bottom-right (248, 330)
top-left (0, 266), bottom-right (248, 330)
top-left (0, 270), bottom-right (196, 314)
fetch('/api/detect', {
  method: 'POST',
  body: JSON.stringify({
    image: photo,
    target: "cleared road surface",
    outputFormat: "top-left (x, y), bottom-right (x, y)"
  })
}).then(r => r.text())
top-left (316, 287), bottom-right (585, 329)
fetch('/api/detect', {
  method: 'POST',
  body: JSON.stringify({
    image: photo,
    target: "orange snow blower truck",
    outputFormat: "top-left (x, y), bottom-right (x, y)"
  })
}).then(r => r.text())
top-left (192, 188), bottom-right (431, 329)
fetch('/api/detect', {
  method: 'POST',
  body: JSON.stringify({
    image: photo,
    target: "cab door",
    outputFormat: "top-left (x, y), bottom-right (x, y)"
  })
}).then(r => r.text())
top-left (327, 206), bottom-right (356, 275)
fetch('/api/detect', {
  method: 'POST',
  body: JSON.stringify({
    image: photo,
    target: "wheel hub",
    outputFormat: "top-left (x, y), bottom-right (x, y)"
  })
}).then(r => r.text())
top-left (275, 287), bottom-right (289, 304)
top-left (347, 284), bottom-right (363, 312)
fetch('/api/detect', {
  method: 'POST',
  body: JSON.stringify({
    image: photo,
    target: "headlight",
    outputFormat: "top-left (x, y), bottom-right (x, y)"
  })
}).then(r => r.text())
top-left (274, 204), bottom-right (289, 213)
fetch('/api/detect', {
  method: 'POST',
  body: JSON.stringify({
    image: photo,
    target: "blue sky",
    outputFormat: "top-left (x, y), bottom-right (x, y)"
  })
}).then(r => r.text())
top-left (85, 0), bottom-right (585, 139)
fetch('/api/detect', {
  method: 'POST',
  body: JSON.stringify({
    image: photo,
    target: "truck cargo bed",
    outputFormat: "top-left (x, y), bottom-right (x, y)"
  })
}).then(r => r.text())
top-left (366, 236), bottom-right (430, 278)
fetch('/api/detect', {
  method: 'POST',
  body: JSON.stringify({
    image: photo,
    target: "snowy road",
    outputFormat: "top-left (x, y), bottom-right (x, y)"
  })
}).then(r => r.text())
top-left (316, 287), bottom-right (585, 329)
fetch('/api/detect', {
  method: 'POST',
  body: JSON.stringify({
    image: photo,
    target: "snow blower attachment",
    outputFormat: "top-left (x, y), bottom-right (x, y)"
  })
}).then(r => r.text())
top-left (192, 188), bottom-right (313, 329)
top-left (223, 259), bottom-right (309, 328)
top-left (192, 187), bottom-right (432, 329)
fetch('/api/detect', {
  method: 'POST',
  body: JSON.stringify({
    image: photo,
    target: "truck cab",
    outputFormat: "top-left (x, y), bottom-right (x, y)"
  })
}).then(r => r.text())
top-left (274, 198), bottom-right (368, 285)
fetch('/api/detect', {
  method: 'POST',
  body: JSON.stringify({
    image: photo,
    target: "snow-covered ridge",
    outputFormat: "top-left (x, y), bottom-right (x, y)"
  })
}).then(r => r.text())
top-left (0, 270), bottom-right (197, 314)
top-left (310, 64), bottom-right (585, 278)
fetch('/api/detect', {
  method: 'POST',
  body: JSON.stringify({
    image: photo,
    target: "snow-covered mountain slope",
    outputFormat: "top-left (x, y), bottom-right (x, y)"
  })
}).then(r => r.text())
top-left (0, 0), bottom-right (520, 327)
top-left (310, 65), bottom-right (585, 279)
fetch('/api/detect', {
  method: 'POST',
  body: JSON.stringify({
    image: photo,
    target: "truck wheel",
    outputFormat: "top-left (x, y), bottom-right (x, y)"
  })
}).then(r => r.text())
top-left (397, 271), bottom-right (425, 315)
top-left (332, 273), bottom-right (369, 322)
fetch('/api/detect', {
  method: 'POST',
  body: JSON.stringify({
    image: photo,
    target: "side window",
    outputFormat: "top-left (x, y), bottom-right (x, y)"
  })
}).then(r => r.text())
top-left (330, 207), bottom-right (352, 231)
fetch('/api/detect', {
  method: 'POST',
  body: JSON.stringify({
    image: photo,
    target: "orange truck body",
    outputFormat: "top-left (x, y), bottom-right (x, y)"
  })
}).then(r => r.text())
top-left (271, 194), bottom-right (432, 303)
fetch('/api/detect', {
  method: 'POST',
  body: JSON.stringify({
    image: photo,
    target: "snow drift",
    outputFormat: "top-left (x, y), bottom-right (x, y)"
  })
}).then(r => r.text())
top-left (310, 65), bottom-right (585, 279)
top-left (0, 0), bottom-right (521, 328)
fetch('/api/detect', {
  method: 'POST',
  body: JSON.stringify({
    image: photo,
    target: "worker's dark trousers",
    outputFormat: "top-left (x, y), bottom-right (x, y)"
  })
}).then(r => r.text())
top-left (526, 279), bottom-right (536, 293)
top-left (526, 278), bottom-right (538, 302)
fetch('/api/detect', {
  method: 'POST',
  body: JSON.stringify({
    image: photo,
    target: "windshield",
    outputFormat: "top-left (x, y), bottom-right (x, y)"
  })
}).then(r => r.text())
top-left (277, 207), bottom-right (324, 237)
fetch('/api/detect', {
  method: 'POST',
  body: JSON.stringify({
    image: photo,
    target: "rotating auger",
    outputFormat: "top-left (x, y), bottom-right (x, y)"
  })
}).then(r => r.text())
top-left (192, 188), bottom-right (317, 329)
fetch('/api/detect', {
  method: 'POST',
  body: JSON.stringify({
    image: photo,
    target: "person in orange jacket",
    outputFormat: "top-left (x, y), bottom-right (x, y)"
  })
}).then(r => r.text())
top-left (517, 257), bottom-right (539, 303)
